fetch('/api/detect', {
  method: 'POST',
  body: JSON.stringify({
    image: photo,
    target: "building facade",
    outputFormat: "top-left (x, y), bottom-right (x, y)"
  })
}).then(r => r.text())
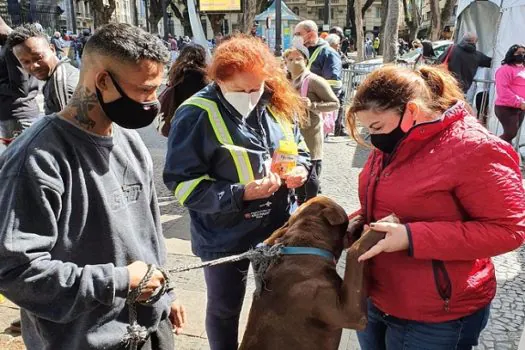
top-left (285, 0), bottom-right (383, 37)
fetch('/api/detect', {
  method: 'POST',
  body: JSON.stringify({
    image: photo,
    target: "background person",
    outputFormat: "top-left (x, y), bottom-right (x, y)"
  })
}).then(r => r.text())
top-left (438, 32), bottom-right (492, 93)
top-left (164, 35), bottom-right (310, 350)
top-left (50, 31), bottom-right (64, 59)
top-left (494, 44), bottom-right (525, 143)
top-left (8, 24), bottom-right (80, 114)
top-left (159, 43), bottom-right (209, 136)
top-left (284, 46), bottom-right (339, 202)
top-left (0, 16), bottom-right (39, 145)
top-left (347, 65), bottom-right (525, 349)
top-left (293, 20), bottom-right (344, 136)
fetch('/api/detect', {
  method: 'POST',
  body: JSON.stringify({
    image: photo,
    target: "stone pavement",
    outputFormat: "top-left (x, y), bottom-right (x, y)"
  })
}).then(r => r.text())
top-left (1, 131), bottom-right (525, 349)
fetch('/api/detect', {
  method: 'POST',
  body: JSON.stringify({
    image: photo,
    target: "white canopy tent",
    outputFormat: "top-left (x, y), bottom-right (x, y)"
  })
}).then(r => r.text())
top-left (455, 0), bottom-right (525, 153)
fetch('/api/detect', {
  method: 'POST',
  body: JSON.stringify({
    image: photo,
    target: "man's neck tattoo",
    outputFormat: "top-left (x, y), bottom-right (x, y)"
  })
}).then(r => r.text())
top-left (70, 86), bottom-right (98, 130)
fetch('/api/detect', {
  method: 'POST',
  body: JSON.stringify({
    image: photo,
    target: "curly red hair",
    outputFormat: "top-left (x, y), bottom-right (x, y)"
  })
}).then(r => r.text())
top-left (208, 35), bottom-right (305, 125)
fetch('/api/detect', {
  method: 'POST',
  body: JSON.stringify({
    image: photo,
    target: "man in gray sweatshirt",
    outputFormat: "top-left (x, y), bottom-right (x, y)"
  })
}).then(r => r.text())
top-left (0, 23), bottom-right (185, 350)
top-left (7, 24), bottom-right (80, 114)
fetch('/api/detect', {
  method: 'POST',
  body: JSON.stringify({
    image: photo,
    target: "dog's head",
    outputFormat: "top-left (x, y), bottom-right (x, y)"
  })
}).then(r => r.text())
top-left (264, 196), bottom-right (349, 258)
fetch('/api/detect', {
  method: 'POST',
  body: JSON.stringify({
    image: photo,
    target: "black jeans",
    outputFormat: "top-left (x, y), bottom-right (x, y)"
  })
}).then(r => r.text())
top-left (495, 105), bottom-right (525, 143)
top-left (139, 318), bottom-right (175, 350)
top-left (296, 160), bottom-right (322, 204)
top-left (204, 259), bottom-right (250, 350)
top-left (334, 90), bottom-right (346, 134)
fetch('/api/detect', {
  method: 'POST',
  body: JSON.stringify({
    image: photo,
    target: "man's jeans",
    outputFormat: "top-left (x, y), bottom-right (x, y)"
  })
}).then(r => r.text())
top-left (358, 300), bottom-right (490, 350)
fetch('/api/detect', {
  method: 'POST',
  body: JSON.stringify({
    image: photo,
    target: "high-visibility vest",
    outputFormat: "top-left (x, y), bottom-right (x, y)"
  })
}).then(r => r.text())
top-left (174, 97), bottom-right (294, 205)
top-left (307, 45), bottom-right (343, 89)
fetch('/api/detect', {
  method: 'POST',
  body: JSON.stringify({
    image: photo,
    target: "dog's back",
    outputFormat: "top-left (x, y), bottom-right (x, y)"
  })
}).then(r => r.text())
top-left (240, 256), bottom-right (344, 350)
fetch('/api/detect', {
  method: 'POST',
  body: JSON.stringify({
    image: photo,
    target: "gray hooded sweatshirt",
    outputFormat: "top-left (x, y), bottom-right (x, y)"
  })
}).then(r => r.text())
top-left (0, 115), bottom-right (172, 349)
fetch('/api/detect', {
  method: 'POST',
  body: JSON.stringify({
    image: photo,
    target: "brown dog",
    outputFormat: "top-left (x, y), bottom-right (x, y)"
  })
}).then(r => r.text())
top-left (240, 196), bottom-right (397, 350)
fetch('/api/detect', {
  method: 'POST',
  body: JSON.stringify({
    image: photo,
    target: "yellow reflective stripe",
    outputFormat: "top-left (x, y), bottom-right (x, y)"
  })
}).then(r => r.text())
top-left (326, 80), bottom-right (343, 88)
top-left (307, 46), bottom-right (323, 70)
top-left (267, 107), bottom-right (294, 141)
top-left (181, 97), bottom-right (255, 184)
top-left (175, 175), bottom-right (213, 205)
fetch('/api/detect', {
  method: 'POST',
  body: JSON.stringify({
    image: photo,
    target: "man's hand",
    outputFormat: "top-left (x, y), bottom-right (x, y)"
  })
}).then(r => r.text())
top-left (357, 222), bottom-right (409, 262)
top-left (243, 172), bottom-right (281, 201)
top-left (283, 166), bottom-right (308, 189)
top-left (169, 300), bottom-right (186, 335)
top-left (126, 261), bottom-right (165, 301)
top-left (521, 101), bottom-right (525, 111)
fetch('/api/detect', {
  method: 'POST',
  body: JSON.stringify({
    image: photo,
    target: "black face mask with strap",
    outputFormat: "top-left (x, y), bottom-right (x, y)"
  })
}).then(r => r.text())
top-left (370, 107), bottom-right (408, 154)
top-left (96, 71), bottom-right (160, 129)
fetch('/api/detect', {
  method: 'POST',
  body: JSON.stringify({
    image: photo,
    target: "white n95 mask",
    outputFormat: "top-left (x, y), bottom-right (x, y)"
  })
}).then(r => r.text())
top-left (222, 84), bottom-right (265, 119)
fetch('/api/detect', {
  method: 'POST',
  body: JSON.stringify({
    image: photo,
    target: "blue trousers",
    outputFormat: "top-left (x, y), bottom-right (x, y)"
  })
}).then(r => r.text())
top-left (204, 259), bottom-right (250, 350)
top-left (358, 300), bottom-right (490, 350)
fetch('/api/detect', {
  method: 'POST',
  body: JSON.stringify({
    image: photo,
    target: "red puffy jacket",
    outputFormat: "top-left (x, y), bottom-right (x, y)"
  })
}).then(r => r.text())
top-left (357, 102), bottom-right (525, 322)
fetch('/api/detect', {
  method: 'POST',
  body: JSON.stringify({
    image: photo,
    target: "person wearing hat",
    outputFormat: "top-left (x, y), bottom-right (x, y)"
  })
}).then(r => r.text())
top-left (284, 46), bottom-right (339, 202)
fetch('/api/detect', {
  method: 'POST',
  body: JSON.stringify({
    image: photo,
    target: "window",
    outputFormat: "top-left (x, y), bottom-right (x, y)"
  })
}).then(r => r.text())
top-left (453, 5), bottom-right (457, 15)
top-left (293, 6), bottom-right (299, 15)
top-left (375, 7), bottom-right (380, 18)
top-left (426, 11), bottom-right (431, 21)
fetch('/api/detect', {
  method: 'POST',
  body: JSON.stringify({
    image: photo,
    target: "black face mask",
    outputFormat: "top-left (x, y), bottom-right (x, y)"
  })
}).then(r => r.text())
top-left (370, 113), bottom-right (407, 154)
top-left (96, 72), bottom-right (160, 129)
top-left (514, 54), bottom-right (525, 64)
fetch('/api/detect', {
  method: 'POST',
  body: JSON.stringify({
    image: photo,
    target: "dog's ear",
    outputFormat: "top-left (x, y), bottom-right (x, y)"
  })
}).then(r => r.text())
top-left (322, 208), bottom-right (349, 226)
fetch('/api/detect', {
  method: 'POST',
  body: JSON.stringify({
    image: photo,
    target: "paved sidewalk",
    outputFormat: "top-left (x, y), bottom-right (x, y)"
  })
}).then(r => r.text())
top-left (1, 134), bottom-right (525, 349)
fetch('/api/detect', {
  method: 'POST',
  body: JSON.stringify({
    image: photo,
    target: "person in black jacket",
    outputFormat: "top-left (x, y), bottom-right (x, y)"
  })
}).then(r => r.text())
top-left (0, 16), bottom-right (39, 144)
top-left (438, 32), bottom-right (492, 93)
top-left (167, 43), bottom-right (208, 109)
top-left (159, 44), bottom-right (209, 136)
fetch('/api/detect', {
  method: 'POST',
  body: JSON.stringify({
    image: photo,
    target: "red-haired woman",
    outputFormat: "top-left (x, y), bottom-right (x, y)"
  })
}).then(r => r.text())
top-left (347, 65), bottom-right (525, 349)
top-left (163, 35), bottom-right (310, 349)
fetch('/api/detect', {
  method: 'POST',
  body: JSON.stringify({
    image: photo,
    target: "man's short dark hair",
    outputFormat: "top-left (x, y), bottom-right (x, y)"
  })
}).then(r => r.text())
top-left (6, 23), bottom-right (48, 49)
top-left (84, 23), bottom-right (169, 65)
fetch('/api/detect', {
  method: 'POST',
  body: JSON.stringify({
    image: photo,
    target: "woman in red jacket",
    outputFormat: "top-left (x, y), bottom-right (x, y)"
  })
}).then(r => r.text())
top-left (347, 65), bottom-right (525, 349)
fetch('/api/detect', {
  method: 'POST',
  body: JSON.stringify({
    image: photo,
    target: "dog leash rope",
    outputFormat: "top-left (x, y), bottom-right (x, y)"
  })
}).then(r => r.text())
top-left (122, 244), bottom-right (287, 349)
top-left (122, 264), bottom-right (174, 350)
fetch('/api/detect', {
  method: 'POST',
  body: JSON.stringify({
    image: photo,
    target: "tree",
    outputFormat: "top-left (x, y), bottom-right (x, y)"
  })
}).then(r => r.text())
top-left (354, 0), bottom-right (364, 60)
top-left (88, 0), bottom-right (116, 28)
top-left (402, 0), bottom-right (422, 42)
top-left (169, 1), bottom-right (190, 36)
top-left (383, 0), bottom-right (399, 62)
top-left (439, 0), bottom-right (456, 34)
top-left (428, 0), bottom-right (440, 40)
top-left (378, 0), bottom-right (388, 55)
top-left (238, 0), bottom-right (269, 34)
top-left (347, 0), bottom-right (377, 44)
top-left (428, 0), bottom-right (456, 40)
top-left (147, 0), bottom-right (164, 34)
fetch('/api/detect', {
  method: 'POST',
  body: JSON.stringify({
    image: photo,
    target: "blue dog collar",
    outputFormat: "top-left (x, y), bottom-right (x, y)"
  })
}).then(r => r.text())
top-left (280, 246), bottom-right (335, 262)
